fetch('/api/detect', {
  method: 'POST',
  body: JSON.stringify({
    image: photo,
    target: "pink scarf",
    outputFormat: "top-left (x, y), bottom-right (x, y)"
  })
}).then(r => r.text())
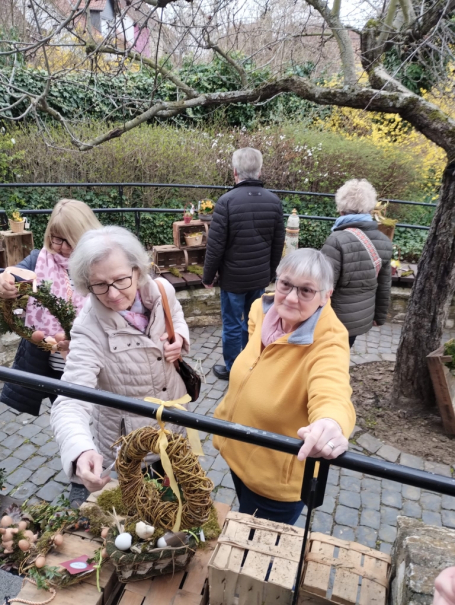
top-left (118, 292), bottom-right (150, 333)
top-left (261, 304), bottom-right (288, 347)
top-left (25, 249), bottom-right (87, 337)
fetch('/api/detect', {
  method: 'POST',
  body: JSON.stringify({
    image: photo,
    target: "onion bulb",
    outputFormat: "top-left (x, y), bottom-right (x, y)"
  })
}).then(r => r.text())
top-left (0, 516), bottom-right (12, 528)
top-left (18, 540), bottom-right (30, 552)
top-left (35, 556), bottom-right (46, 569)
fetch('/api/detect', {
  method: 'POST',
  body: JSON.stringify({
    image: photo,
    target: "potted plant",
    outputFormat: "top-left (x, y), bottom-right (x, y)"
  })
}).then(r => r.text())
top-left (7, 209), bottom-right (26, 233)
top-left (184, 232), bottom-right (204, 247)
top-left (199, 200), bottom-right (214, 222)
top-left (183, 203), bottom-right (195, 225)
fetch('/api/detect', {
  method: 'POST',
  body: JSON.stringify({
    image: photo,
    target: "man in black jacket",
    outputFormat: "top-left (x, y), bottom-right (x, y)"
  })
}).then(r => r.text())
top-left (202, 147), bottom-right (285, 380)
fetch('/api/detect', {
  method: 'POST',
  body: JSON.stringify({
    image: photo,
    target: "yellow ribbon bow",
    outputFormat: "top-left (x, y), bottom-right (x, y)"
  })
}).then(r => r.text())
top-left (144, 394), bottom-right (204, 532)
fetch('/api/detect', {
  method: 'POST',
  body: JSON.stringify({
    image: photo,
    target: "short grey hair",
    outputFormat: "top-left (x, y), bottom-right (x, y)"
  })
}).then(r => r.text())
top-left (335, 179), bottom-right (377, 214)
top-left (276, 248), bottom-right (333, 296)
top-left (69, 226), bottom-right (150, 295)
top-left (232, 147), bottom-right (263, 180)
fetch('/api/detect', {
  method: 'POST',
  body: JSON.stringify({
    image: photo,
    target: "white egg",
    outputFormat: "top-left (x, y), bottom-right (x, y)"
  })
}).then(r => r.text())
top-left (135, 522), bottom-right (155, 540)
top-left (114, 532), bottom-right (132, 551)
top-left (156, 536), bottom-right (167, 548)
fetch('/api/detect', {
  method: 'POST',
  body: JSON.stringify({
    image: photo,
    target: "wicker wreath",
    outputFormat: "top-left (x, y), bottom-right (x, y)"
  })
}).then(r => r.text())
top-left (116, 426), bottom-right (214, 531)
top-left (0, 281), bottom-right (76, 351)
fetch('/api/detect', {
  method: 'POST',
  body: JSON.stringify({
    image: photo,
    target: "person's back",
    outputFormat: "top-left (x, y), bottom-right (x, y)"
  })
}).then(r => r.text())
top-left (321, 179), bottom-right (393, 347)
top-left (204, 178), bottom-right (284, 292)
top-left (203, 147), bottom-right (285, 380)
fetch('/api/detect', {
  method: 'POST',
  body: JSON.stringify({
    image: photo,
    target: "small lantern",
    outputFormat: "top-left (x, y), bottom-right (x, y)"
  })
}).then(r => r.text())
top-left (283, 209), bottom-right (300, 256)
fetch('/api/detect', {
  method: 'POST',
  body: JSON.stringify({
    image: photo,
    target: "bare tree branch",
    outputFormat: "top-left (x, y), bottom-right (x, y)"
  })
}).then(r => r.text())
top-left (203, 29), bottom-right (248, 87)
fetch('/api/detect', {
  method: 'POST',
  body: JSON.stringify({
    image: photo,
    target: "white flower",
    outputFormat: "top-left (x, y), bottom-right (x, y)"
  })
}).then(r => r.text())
top-left (11, 138), bottom-right (15, 144)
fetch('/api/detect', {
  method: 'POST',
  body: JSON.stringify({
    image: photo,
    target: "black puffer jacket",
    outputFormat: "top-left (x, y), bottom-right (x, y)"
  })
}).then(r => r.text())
top-left (0, 250), bottom-right (63, 416)
top-left (321, 221), bottom-right (393, 336)
top-left (202, 180), bottom-right (285, 293)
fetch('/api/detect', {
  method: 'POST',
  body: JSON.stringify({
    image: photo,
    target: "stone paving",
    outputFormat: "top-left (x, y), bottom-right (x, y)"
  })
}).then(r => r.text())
top-left (0, 322), bottom-right (454, 559)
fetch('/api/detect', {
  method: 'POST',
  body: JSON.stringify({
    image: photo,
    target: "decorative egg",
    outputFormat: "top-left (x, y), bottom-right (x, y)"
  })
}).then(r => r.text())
top-left (53, 534), bottom-right (63, 546)
top-left (18, 521), bottom-right (28, 531)
top-left (101, 548), bottom-right (108, 559)
top-left (114, 533), bottom-right (132, 551)
top-left (0, 516), bottom-right (13, 528)
top-left (156, 536), bottom-right (167, 548)
top-left (101, 528), bottom-right (109, 539)
top-left (31, 331), bottom-right (45, 342)
top-left (2, 540), bottom-right (13, 550)
top-left (135, 522), bottom-right (155, 540)
top-left (35, 556), bottom-right (46, 569)
top-left (24, 530), bottom-right (38, 543)
top-left (18, 540), bottom-right (31, 552)
top-left (2, 529), bottom-right (13, 542)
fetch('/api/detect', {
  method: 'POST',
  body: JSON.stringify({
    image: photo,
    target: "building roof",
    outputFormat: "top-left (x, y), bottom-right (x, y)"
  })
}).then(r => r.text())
top-left (88, 0), bottom-right (107, 11)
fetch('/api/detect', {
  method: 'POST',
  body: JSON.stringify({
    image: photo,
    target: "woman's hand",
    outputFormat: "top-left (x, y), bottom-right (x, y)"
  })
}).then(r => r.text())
top-left (54, 332), bottom-right (70, 360)
top-left (297, 419), bottom-right (348, 461)
top-left (434, 567), bottom-right (455, 604)
top-left (75, 450), bottom-right (111, 493)
top-left (0, 272), bottom-right (18, 299)
top-left (160, 332), bottom-right (184, 363)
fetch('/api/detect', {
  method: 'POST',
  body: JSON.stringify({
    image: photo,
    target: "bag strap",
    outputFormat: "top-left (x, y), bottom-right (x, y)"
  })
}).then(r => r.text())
top-left (345, 228), bottom-right (382, 277)
top-left (155, 279), bottom-right (175, 344)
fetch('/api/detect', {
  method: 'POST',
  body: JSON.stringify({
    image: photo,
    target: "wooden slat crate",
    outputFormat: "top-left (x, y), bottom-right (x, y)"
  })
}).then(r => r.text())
top-left (427, 345), bottom-right (455, 434)
top-left (115, 501), bottom-right (231, 605)
top-left (173, 221), bottom-right (209, 249)
top-left (183, 247), bottom-right (206, 267)
top-left (152, 245), bottom-right (186, 272)
top-left (208, 511), bottom-right (305, 605)
top-left (300, 532), bottom-right (392, 605)
top-left (0, 230), bottom-right (34, 268)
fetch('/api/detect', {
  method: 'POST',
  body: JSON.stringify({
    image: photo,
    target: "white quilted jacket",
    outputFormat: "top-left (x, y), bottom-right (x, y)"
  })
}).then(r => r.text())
top-left (50, 276), bottom-right (190, 480)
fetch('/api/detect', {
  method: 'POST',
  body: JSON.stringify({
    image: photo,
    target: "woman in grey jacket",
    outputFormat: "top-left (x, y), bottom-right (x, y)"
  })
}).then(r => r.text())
top-left (321, 179), bottom-right (393, 348)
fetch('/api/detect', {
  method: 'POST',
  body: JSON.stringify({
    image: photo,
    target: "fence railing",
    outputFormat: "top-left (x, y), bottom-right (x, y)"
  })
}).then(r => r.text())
top-left (0, 182), bottom-right (434, 232)
top-left (0, 366), bottom-right (452, 603)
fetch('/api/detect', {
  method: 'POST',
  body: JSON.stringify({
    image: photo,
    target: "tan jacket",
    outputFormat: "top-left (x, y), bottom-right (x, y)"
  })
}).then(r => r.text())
top-left (50, 277), bottom-right (190, 480)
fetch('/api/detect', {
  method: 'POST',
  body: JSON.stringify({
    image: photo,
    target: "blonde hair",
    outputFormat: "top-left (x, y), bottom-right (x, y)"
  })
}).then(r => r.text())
top-left (44, 199), bottom-right (102, 253)
top-left (335, 179), bottom-right (377, 215)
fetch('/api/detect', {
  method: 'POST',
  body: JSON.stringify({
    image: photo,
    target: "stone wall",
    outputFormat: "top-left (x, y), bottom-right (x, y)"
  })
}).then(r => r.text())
top-left (0, 333), bottom-right (21, 367)
top-left (391, 516), bottom-right (455, 604)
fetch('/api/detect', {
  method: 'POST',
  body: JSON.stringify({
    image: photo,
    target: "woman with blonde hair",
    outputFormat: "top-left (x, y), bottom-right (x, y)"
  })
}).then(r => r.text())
top-left (321, 179), bottom-right (393, 348)
top-left (0, 199), bottom-right (102, 416)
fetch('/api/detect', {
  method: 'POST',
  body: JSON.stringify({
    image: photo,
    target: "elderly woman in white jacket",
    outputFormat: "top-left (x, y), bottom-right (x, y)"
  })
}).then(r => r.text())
top-left (51, 226), bottom-right (190, 507)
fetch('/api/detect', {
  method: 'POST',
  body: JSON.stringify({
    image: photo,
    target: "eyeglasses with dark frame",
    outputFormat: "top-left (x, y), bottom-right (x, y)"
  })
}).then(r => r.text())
top-left (88, 274), bottom-right (134, 295)
top-left (276, 278), bottom-right (323, 301)
top-left (51, 235), bottom-right (72, 248)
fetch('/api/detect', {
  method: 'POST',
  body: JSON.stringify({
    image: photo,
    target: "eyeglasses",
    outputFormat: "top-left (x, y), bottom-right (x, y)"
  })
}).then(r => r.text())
top-left (276, 278), bottom-right (323, 301)
top-left (88, 274), bottom-right (133, 295)
top-left (51, 236), bottom-right (72, 248)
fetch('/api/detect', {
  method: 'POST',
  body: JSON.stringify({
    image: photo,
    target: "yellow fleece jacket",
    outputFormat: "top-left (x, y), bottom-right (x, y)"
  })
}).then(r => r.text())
top-left (213, 295), bottom-right (355, 502)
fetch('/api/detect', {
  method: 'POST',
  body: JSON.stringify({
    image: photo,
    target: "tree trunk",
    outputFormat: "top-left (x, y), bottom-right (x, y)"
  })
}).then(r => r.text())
top-left (393, 160), bottom-right (455, 410)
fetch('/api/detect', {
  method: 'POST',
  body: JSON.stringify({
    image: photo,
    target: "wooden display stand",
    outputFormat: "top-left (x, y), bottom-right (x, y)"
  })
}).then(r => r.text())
top-left (0, 230), bottom-right (34, 268)
top-left (173, 220), bottom-right (209, 250)
top-left (427, 345), bottom-right (455, 434)
top-left (115, 501), bottom-right (230, 605)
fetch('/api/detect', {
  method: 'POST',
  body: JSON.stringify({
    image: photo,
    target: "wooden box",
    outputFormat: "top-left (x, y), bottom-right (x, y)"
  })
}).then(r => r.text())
top-left (183, 247), bottom-right (206, 268)
top-left (0, 230), bottom-right (34, 268)
top-left (208, 511), bottom-right (305, 605)
top-left (300, 532), bottom-right (391, 604)
top-left (173, 220), bottom-right (209, 249)
top-left (152, 245), bottom-right (186, 272)
top-left (427, 345), bottom-right (455, 434)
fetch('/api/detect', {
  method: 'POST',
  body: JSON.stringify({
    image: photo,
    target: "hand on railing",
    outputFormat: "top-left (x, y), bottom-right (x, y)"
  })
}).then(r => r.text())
top-left (297, 418), bottom-right (348, 461)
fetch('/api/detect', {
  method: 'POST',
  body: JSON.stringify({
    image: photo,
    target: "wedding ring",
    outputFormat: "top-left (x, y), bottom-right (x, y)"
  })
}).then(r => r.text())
top-left (327, 441), bottom-right (335, 450)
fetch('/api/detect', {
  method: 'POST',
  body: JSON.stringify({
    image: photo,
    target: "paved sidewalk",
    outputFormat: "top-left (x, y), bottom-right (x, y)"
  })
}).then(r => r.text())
top-left (0, 322), bottom-right (454, 558)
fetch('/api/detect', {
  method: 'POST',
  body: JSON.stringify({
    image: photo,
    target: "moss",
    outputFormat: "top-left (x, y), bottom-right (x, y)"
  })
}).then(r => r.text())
top-left (444, 338), bottom-right (455, 372)
top-left (200, 503), bottom-right (221, 543)
top-left (186, 265), bottom-right (204, 276)
top-left (97, 486), bottom-right (128, 516)
top-left (83, 505), bottom-right (112, 537)
top-left (168, 267), bottom-right (182, 278)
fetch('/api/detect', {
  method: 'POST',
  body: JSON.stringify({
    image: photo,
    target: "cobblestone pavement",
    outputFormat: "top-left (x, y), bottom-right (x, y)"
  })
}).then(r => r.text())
top-left (0, 322), bottom-right (454, 558)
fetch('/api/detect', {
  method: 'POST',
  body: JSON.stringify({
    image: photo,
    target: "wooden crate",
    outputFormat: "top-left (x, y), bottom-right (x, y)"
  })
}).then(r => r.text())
top-left (208, 511), bottom-right (305, 605)
top-left (300, 532), bottom-right (391, 604)
top-left (0, 230), bottom-right (34, 268)
top-left (173, 221), bottom-right (209, 249)
top-left (427, 345), bottom-right (455, 434)
top-left (183, 247), bottom-right (206, 267)
top-left (152, 245), bottom-right (186, 272)
top-left (115, 501), bottom-right (231, 605)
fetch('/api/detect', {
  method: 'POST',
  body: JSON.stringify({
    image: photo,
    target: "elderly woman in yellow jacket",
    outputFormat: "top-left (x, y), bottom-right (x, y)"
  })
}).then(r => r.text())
top-left (214, 248), bottom-right (355, 525)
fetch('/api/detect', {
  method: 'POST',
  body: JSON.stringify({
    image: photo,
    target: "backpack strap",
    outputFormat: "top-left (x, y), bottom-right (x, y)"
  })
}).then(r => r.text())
top-left (345, 228), bottom-right (382, 277)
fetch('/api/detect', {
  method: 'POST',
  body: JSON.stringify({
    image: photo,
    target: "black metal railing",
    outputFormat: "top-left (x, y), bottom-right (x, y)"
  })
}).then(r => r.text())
top-left (0, 182), bottom-right (434, 233)
top-left (0, 366), bottom-right (452, 603)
